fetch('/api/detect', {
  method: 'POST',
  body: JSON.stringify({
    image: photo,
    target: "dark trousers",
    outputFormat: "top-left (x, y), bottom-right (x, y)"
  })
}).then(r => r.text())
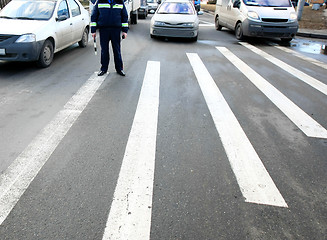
top-left (99, 28), bottom-right (123, 72)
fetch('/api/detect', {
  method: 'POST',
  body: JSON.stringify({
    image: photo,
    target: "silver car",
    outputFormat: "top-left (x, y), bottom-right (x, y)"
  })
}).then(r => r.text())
top-left (150, 0), bottom-right (200, 41)
top-left (0, 0), bottom-right (90, 67)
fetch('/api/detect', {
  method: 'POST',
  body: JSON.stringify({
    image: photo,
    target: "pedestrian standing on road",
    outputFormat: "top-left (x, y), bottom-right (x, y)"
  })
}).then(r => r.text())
top-left (91, 0), bottom-right (128, 76)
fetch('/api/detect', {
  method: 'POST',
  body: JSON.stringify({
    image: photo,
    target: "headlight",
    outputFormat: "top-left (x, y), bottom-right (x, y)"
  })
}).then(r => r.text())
top-left (154, 21), bottom-right (165, 26)
top-left (15, 34), bottom-right (36, 43)
top-left (183, 22), bottom-right (194, 27)
top-left (290, 12), bottom-right (297, 21)
top-left (247, 11), bottom-right (259, 20)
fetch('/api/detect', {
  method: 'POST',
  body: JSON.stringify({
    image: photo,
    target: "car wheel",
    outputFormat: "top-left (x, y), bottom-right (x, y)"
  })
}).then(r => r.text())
top-left (78, 28), bottom-right (89, 48)
top-left (281, 38), bottom-right (292, 43)
top-left (215, 16), bottom-right (222, 31)
top-left (37, 39), bottom-right (54, 68)
top-left (235, 22), bottom-right (244, 40)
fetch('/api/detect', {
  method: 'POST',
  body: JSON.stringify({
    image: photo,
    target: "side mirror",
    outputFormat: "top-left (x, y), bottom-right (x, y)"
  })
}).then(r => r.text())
top-left (157, 0), bottom-right (161, 4)
top-left (56, 15), bottom-right (68, 21)
top-left (233, 0), bottom-right (241, 8)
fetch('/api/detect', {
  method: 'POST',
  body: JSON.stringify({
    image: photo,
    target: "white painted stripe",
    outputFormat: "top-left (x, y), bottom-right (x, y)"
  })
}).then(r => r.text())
top-left (0, 73), bottom-right (107, 225)
top-left (239, 42), bottom-right (327, 96)
top-left (273, 45), bottom-right (327, 70)
top-left (187, 53), bottom-right (288, 208)
top-left (216, 46), bottom-right (327, 139)
top-left (199, 20), bottom-right (215, 27)
top-left (102, 61), bottom-right (160, 240)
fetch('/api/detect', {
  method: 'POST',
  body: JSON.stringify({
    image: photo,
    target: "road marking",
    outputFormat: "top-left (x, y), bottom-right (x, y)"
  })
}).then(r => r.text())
top-left (102, 61), bottom-right (160, 240)
top-left (216, 47), bottom-right (327, 139)
top-left (272, 44), bottom-right (327, 70)
top-left (239, 42), bottom-right (327, 96)
top-left (0, 72), bottom-right (107, 225)
top-left (199, 20), bottom-right (215, 27)
top-left (187, 53), bottom-right (288, 208)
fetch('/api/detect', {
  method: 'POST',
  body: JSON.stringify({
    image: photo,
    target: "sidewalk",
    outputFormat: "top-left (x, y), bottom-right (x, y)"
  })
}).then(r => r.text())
top-left (200, 4), bottom-right (327, 40)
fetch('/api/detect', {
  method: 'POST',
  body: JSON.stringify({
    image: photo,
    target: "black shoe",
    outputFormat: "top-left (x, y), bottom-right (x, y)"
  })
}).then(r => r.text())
top-left (117, 70), bottom-right (126, 76)
top-left (98, 70), bottom-right (107, 76)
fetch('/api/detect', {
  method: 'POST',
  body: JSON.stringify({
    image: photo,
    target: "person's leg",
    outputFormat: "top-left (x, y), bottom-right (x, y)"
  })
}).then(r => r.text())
top-left (99, 28), bottom-right (110, 72)
top-left (111, 28), bottom-right (124, 73)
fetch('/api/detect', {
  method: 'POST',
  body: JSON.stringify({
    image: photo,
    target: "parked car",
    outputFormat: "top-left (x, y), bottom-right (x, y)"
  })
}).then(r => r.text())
top-left (0, 0), bottom-right (90, 67)
top-left (150, 0), bottom-right (201, 41)
top-left (214, 0), bottom-right (298, 42)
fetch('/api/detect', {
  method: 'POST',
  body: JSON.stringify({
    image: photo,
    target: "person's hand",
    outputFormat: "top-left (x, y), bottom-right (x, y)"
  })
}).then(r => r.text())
top-left (122, 32), bottom-right (127, 39)
top-left (92, 33), bottom-right (96, 39)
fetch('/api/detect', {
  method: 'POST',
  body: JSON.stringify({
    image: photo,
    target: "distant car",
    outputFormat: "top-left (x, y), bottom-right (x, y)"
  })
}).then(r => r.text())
top-left (150, 0), bottom-right (200, 41)
top-left (0, 0), bottom-right (90, 67)
top-left (147, 0), bottom-right (159, 13)
top-left (138, 0), bottom-right (149, 19)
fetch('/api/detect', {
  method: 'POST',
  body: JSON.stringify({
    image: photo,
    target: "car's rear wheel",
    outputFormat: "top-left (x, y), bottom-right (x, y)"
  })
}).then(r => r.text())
top-left (78, 28), bottom-right (89, 48)
top-left (37, 39), bottom-right (54, 68)
top-left (235, 22), bottom-right (244, 40)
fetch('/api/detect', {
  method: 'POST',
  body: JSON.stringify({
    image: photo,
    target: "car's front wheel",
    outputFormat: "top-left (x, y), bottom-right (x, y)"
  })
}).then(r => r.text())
top-left (215, 16), bottom-right (222, 31)
top-left (235, 22), bottom-right (244, 40)
top-left (79, 28), bottom-right (89, 48)
top-left (37, 39), bottom-right (54, 68)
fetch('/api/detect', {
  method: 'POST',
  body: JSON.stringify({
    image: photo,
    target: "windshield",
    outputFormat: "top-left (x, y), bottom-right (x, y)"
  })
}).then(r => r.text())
top-left (243, 0), bottom-right (292, 7)
top-left (0, 0), bottom-right (56, 20)
top-left (157, 2), bottom-right (195, 14)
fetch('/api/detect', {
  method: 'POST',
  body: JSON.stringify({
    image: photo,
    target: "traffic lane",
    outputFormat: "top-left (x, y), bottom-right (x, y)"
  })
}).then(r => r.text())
top-left (0, 43), bottom-right (99, 173)
top-left (206, 45), bottom-right (327, 238)
top-left (0, 23), bottom-right (161, 239)
top-left (146, 26), bottom-right (327, 238)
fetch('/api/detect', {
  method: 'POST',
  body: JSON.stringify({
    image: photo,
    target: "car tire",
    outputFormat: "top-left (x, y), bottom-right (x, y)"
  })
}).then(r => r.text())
top-left (37, 39), bottom-right (54, 68)
top-left (281, 38), bottom-right (292, 43)
top-left (215, 16), bottom-right (222, 31)
top-left (78, 28), bottom-right (89, 48)
top-left (235, 22), bottom-right (244, 40)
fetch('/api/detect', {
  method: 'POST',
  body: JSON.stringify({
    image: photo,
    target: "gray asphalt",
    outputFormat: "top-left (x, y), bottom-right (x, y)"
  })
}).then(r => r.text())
top-left (0, 13), bottom-right (327, 239)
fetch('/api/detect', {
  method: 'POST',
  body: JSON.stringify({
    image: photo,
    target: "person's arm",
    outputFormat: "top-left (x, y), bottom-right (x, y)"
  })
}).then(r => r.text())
top-left (91, 3), bottom-right (99, 37)
top-left (121, 3), bottom-right (129, 35)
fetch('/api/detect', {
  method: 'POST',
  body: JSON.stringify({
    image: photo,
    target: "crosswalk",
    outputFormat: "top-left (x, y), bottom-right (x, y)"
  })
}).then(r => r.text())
top-left (0, 42), bottom-right (326, 238)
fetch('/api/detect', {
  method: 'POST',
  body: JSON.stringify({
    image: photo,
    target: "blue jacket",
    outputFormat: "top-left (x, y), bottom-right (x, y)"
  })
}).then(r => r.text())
top-left (91, 0), bottom-right (129, 33)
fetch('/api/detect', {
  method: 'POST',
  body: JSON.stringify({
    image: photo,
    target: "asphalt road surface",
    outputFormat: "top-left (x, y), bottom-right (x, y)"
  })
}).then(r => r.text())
top-left (0, 12), bottom-right (327, 240)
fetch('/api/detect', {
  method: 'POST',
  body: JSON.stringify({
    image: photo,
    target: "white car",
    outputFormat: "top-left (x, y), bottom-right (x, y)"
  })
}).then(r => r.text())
top-left (150, 0), bottom-right (200, 41)
top-left (0, 0), bottom-right (90, 67)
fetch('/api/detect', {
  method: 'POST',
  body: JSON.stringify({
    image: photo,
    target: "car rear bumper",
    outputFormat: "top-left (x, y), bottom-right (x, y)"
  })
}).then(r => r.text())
top-left (151, 26), bottom-right (198, 38)
top-left (242, 19), bottom-right (298, 38)
top-left (0, 39), bottom-right (44, 62)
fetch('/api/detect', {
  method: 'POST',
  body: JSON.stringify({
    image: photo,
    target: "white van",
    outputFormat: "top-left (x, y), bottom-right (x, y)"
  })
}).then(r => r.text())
top-left (214, 0), bottom-right (298, 42)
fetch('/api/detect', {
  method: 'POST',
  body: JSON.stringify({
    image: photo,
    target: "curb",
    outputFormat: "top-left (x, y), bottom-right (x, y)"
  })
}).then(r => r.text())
top-left (296, 32), bottom-right (327, 39)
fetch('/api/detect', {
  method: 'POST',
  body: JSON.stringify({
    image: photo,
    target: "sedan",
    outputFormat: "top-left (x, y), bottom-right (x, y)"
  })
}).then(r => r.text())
top-left (150, 0), bottom-right (200, 41)
top-left (0, 0), bottom-right (90, 67)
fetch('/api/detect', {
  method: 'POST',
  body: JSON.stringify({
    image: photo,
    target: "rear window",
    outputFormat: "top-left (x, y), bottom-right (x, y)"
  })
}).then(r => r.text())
top-left (243, 0), bottom-right (292, 7)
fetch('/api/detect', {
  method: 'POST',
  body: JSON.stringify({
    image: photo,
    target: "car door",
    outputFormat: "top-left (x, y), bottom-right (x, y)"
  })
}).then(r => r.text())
top-left (55, 0), bottom-right (73, 49)
top-left (218, 0), bottom-right (230, 26)
top-left (226, 0), bottom-right (240, 29)
top-left (67, 0), bottom-right (85, 43)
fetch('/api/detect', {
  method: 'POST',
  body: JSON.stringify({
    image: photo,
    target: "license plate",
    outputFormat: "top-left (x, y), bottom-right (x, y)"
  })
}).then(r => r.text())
top-left (0, 48), bottom-right (5, 55)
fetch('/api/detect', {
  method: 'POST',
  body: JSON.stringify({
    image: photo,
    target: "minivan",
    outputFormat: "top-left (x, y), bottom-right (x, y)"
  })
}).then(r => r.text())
top-left (214, 0), bottom-right (298, 42)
